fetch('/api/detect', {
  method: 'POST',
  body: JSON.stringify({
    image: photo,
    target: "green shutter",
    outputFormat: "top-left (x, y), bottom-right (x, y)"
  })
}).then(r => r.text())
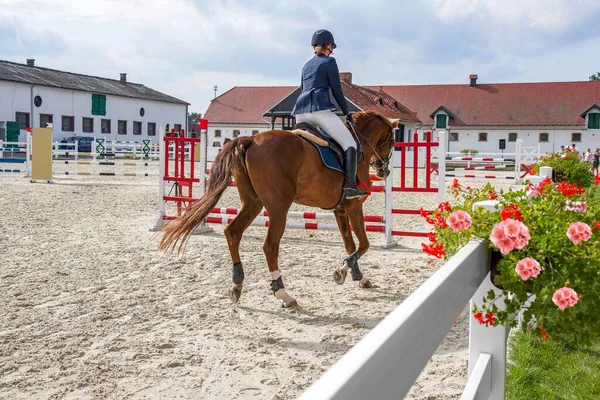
top-left (91, 94), bottom-right (98, 115)
top-left (436, 114), bottom-right (447, 129)
top-left (99, 95), bottom-right (106, 116)
top-left (588, 113), bottom-right (600, 129)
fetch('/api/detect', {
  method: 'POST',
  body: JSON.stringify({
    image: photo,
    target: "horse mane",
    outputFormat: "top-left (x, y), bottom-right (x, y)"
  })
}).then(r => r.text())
top-left (352, 111), bottom-right (393, 133)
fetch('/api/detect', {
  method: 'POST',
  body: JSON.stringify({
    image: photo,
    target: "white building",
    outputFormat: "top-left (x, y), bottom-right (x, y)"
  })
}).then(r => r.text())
top-left (203, 73), bottom-right (600, 161)
top-left (0, 59), bottom-right (189, 144)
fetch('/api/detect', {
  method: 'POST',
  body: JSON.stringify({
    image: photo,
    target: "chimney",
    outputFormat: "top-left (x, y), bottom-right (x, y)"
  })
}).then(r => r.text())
top-left (26, 59), bottom-right (35, 67)
top-left (340, 72), bottom-right (352, 84)
top-left (469, 74), bottom-right (478, 87)
top-left (120, 73), bottom-right (127, 84)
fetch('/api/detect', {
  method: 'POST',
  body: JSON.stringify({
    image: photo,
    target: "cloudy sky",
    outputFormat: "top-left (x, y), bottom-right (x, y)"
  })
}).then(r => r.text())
top-left (1, 0), bottom-right (599, 113)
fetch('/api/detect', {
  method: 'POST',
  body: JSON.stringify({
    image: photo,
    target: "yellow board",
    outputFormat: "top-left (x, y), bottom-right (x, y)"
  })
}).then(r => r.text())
top-left (31, 128), bottom-right (53, 182)
top-left (194, 143), bottom-right (201, 161)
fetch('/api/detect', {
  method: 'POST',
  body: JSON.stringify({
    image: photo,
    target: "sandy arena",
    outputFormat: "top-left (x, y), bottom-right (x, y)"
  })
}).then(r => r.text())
top-left (0, 163), bottom-right (519, 399)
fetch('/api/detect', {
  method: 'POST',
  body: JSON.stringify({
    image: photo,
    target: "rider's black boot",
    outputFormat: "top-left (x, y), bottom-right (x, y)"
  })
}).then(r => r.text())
top-left (343, 147), bottom-right (367, 200)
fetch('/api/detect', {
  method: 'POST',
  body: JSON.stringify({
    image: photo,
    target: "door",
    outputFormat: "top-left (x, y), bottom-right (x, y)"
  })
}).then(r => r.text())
top-left (6, 121), bottom-right (20, 148)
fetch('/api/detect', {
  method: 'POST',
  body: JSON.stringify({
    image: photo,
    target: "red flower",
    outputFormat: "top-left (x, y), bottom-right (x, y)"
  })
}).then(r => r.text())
top-left (501, 204), bottom-right (524, 221)
top-left (452, 178), bottom-right (460, 188)
top-left (539, 325), bottom-right (551, 340)
top-left (556, 181), bottom-right (585, 197)
top-left (427, 232), bottom-right (437, 243)
top-left (437, 201), bottom-right (452, 212)
top-left (422, 242), bottom-right (446, 259)
top-left (473, 312), bottom-right (484, 324)
top-left (593, 221), bottom-right (600, 230)
top-left (488, 189), bottom-right (496, 200)
top-left (538, 177), bottom-right (553, 194)
top-left (474, 312), bottom-right (498, 326)
top-left (596, 175), bottom-right (600, 185)
top-left (420, 208), bottom-right (435, 225)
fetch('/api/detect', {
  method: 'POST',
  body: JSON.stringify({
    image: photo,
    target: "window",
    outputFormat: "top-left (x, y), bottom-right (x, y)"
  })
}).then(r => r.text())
top-left (62, 116), bottom-right (74, 132)
top-left (508, 133), bottom-right (518, 142)
top-left (82, 117), bottom-right (94, 133)
top-left (147, 122), bottom-right (156, 136)
top-left (571, 133), bottom-right (581, 142)
top-left (118, 120), bottom-right (127, 135)
top-left (588, 113), bottom-right (600, 129)
top-left (252, 130), bottom-right (259, 135)
top-left (449, 132), bottom-right (459, 142)
top-left (91, 94), bottom-right (107, 116)
top-left (133, 121), bottom-right (142, 135)
top-left (174, 124), bottom-right (182, 133)
top-left (39, 114), bottom-right (53, 128)
top-left (435, 114), bottom-right (447, 129)
top-left (214, 129), bottom-right (221, 138)
top-left (101, 119), bottom-right (111, 134)
top-left (539, 133), bottom-right (549, 142)
top-left (478, 132), bottom-right (488, 142)
top-left (15, 112), bottom-right (30, 130)
top-left (233, 130), bottom-right (240, 138)
top-left (212, 141), bottom-right (221, 147)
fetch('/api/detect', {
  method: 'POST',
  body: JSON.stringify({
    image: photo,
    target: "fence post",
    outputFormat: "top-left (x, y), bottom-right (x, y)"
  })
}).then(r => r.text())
top-left (468, 200), bottom-right (509, 400)
top-left (151, 127), bottom-right (166, 231)
top-left (437, 130), bottom-right (447, 203)
top-left (192, 130), bottom-right (213, 234)
top-left (381, 156), bottom-right (396, 248)
top-left (514, 139), bottom-right (523, 184)
top-left (25, 131), bottom-right (32, 178)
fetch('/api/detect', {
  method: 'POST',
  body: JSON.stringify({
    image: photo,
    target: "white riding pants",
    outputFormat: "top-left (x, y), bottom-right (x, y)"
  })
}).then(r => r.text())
top-left (295, 110), bottom-right (356, 151)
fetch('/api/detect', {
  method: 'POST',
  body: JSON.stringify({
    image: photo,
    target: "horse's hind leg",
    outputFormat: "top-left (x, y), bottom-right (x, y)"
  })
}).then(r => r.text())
top-left (224, 179), bottom-right (263, 304)
top-left (262, 203), bottom-right (297, 308)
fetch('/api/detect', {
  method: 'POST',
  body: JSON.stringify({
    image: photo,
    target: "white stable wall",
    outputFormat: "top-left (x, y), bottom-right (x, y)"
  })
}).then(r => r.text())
top-left (0, 80), bottom-right (187, 144)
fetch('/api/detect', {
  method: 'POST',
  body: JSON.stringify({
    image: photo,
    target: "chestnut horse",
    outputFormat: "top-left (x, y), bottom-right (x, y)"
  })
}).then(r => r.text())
top-left (158, 111), bottom-right (396, 307)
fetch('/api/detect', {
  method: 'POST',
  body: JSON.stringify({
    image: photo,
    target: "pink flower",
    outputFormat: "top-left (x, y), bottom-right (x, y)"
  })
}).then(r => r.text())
top-left (552, 286), bottom-right (578, 310)
top-left (489, 219), bottom-right (531, 255)
top-left (566, 222), bottom-right (592, 245)
top-left (446, 210), bottom-right (472, 233)
top-left (515, 257), bottom-right (541, 281)
top-left (565, 200), bottom-right (587, 213)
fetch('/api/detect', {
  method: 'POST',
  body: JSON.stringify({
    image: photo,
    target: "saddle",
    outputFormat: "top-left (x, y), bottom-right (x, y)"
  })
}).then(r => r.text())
top-left (292, 122), bottom-right (363, 173)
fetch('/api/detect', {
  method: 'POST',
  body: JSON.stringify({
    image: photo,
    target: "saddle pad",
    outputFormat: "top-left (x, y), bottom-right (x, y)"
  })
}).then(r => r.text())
top-left (305, 140), bottom-right (343, 173)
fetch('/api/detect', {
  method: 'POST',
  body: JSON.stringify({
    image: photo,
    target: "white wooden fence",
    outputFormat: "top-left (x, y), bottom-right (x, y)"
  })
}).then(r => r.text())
top-left (299, 237), bottom-right (509, 399)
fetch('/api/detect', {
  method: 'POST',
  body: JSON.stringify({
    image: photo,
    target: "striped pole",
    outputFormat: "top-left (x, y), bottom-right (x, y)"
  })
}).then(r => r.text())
top-left (446, 164), bottom-right (512, 172)
top-left (57, 161), bottom-right (158, 166)
top-left (209, 207), bottom-right (385, 223)
top-left (445, 174), bottom-right (515, 180)
top-left (61, 172), bottom-right (157, 177)
top-left (0, 168), bottom-right (23, 173)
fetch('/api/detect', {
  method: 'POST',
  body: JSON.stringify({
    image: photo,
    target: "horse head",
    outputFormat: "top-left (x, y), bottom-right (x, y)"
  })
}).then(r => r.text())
top-left (351, 112), bottom-right (395, 179)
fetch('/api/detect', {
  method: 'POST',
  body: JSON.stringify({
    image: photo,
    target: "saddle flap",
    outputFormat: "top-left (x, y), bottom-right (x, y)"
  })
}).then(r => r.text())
top-left (294, 122), bottom-right (345, 165)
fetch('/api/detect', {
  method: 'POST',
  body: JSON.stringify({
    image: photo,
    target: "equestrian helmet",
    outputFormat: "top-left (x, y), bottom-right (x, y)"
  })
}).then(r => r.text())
top-left (311, 29), bottom-right (337, 49)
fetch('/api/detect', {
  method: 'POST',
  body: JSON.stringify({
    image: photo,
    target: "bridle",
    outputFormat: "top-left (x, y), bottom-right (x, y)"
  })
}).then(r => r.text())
top-left (348, 122), bottom-right (394, 176)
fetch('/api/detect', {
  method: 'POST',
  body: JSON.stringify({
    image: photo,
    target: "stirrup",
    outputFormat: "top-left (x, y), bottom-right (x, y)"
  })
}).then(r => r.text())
top-left (344, 187), bottom-right (367, 200)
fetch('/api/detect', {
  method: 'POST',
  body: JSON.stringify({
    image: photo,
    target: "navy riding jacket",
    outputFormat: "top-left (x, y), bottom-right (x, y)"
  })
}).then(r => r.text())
top-left (292, 54), bottom-right (349, 116)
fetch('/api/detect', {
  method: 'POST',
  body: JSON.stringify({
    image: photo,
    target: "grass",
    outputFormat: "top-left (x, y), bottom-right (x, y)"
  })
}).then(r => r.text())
top-left (506, 330), bottom-right (600, 399)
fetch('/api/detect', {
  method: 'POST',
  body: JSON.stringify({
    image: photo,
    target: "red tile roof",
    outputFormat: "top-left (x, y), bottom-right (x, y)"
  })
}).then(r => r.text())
top-left (204, 86), bottom-right (297, 124)
top-left (341, 81), bottom-right (420, 122)
top-left (204, 81), bottom-right (420, 124)
top-left (371, 81), bottom-right (600, 127)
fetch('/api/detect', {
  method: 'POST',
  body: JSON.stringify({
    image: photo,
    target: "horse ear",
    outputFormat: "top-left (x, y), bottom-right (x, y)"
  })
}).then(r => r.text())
top-left (391, 119), bottom-right (399, 128)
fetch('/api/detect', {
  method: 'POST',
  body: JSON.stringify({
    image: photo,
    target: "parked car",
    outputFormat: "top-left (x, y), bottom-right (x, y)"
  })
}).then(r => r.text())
top-left (61, 136), bottom-right (94, 153)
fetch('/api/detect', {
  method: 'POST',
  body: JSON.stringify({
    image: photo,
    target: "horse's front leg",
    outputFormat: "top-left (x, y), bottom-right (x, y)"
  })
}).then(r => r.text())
top-left (333, 209), bottom-right (356, 285)
top-left (345, 202), bottom-right (372, 288)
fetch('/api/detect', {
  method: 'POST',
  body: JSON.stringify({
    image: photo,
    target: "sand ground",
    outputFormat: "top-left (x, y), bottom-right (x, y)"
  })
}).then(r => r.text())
top-left (0, 162), bottom-right (518, 399)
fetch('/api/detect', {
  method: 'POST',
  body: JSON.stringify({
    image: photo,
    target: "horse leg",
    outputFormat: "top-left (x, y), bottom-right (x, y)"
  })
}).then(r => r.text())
top-left (332, 209), bottom-right (356, 285)
top-left (224, 197), bottom-right (263, 304)
top-left (262, 205), bottom-right (297, 308)
top-left (345, 203), bottom-right (372, 289)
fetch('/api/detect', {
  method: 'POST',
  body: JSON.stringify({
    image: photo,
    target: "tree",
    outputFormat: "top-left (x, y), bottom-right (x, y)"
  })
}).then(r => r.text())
top-left (590, 72), bottom-right (600, 81)
top-left (188, 112), bottom-right (202, 125)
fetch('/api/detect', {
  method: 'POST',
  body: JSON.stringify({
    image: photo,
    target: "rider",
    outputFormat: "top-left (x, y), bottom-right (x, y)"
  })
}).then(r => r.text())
top-left (292, 29), bottom-right (367, 200)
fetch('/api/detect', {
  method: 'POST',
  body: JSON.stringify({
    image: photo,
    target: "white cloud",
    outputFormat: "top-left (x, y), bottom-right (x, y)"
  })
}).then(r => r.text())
top-left (1, 0), bottom-right (599, 114)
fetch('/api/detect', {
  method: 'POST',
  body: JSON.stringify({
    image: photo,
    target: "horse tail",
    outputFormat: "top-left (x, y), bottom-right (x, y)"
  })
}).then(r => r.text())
top-left (157, 137), bottom-right (254, 254)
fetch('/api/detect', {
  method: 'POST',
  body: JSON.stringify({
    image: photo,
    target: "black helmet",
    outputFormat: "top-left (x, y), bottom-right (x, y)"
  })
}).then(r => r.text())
top-left (311, 29), bottom-right (337, 49)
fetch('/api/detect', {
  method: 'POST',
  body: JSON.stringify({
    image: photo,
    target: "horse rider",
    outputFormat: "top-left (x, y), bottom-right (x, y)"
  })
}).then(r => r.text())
top-left (292, 29), bottom-right (367, 200)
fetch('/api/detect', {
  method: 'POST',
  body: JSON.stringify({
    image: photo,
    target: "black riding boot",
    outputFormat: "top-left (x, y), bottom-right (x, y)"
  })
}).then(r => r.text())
top-left (344, 147), bottom-right (367, 200)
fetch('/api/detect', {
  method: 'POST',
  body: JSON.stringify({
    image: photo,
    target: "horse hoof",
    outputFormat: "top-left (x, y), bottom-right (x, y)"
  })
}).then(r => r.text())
top-left (333, 269), bottom-right (347, 285)
top-left (358, 279), bottom-right (372, 289)
top-left (229, 286), bottom-right (242, 304)
top-left (282, 299), bottom-right (298, 308)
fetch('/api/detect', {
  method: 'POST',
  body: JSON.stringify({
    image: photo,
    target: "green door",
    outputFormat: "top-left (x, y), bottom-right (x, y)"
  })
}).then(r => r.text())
top-left (6, 122), bottom-right (20, 148)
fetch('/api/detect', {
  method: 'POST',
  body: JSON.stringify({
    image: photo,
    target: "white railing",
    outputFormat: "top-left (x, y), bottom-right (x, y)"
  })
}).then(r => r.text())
top-left (299, 237), bottom-right (508, 400)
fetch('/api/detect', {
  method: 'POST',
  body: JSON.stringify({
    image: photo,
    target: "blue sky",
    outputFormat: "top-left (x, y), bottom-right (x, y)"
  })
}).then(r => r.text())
top-left (1, 0), bottom-right (599, 114)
